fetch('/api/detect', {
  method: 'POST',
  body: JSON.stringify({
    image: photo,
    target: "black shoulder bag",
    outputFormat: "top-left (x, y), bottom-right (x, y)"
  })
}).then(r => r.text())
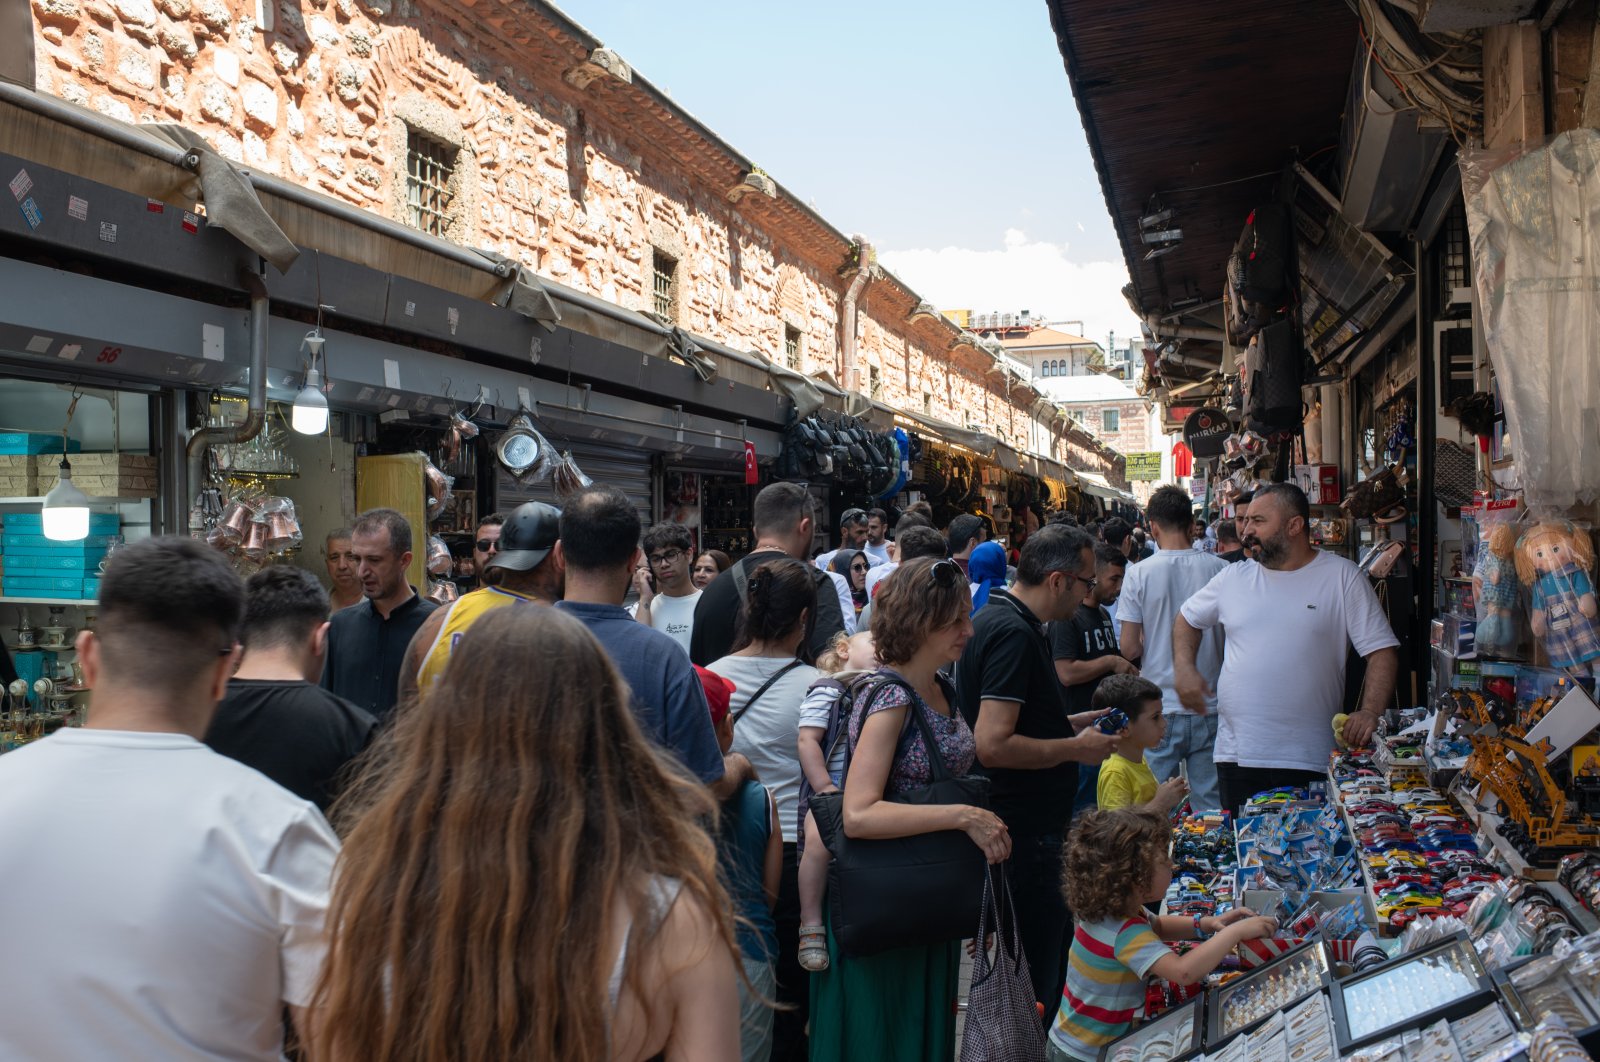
top-left (808, 674), bottom-right (991, 958)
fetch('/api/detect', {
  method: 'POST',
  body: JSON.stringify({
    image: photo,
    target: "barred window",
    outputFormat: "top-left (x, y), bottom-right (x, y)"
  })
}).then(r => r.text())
top-left (1102, 408), bottom-right (1120, 433)
top-left (784, 325), bottom-right (801, 370)
top-left (652, 249), bottom-right (677, 320)
top-left (406, 129), bottom-right (457, 237)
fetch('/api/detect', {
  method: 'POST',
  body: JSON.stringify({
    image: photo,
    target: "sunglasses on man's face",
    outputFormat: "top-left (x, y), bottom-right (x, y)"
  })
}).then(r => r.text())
top-left (476, 539), bottom-right (499, 553)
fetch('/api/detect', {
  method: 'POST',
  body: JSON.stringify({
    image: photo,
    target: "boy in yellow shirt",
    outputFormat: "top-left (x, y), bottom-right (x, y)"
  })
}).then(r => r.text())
top-left (1095, 674), bottom-right (1190, 814)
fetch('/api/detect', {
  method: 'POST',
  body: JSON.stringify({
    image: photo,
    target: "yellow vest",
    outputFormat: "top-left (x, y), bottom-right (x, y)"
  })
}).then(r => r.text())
top-left (416, 586), bottom-right (540, 694)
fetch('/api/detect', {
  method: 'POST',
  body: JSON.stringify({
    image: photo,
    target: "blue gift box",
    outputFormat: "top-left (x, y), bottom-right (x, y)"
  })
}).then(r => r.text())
top-left (2, 574), bottom-right (89, 592)
top-left (4, 555), bottom-right (102, 573)
top-left (0, 587), bottom-right (91, 600)
top-left (2, 512), bottom-right (120, 534)
top-left (0, 433), bottom-right (81, 455)
top-left (1, 535), bottom-right (118, 551)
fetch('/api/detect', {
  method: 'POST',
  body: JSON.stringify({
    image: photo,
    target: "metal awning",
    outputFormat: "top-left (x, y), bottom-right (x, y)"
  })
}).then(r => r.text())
top-left (1075, 470), bottom-right (1136, 504)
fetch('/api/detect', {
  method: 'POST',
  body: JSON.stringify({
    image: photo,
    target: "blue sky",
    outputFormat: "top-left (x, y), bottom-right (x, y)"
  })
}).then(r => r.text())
top-left (552, 0), bottom-right (1142, 346)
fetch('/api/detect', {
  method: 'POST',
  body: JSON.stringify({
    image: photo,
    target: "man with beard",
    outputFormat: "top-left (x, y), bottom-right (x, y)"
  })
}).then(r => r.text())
top-left (1172, 483), bottom-right (1400, 814)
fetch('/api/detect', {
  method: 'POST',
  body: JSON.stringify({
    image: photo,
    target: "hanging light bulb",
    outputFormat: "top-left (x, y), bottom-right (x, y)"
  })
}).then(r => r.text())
top-left (41, 457), bottom-right (90, 541)
top-left (291, 331), bottom-right (328, 435)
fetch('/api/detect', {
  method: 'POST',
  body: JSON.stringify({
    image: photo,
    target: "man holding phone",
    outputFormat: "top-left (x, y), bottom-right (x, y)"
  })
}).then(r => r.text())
top-left (631, 523), bottom-right (701, 657)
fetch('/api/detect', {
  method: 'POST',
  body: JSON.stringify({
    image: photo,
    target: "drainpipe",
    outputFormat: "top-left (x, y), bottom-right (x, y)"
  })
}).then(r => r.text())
top-left (839, 235), bottom-right (873, 393)
top-left (186, 270), bottom-right (269, 500)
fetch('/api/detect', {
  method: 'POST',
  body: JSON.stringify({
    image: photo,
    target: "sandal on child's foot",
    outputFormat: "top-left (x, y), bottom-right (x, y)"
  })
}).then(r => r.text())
top-left (798, 924), bottom-right (829, 971)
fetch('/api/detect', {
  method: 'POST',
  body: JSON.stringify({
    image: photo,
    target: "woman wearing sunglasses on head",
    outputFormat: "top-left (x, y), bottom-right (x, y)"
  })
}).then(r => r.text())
top-left (808, 556), bottom-right (1010, 1062)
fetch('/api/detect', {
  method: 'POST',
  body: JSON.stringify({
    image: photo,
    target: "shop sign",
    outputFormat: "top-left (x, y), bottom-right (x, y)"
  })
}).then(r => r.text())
top-left (1125, 451), bottom-right (1163, 481)
top-left (1182, 407), bottom-right (1233, 460)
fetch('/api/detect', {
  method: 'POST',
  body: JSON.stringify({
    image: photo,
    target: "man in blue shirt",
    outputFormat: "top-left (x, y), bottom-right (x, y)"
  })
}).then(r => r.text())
top-left (554, 486), bottom-right (745, 791)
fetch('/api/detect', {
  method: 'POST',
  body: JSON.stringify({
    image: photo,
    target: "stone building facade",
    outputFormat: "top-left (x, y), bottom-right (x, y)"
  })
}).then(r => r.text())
top-left (27, 0), bottom-right (1087, 464)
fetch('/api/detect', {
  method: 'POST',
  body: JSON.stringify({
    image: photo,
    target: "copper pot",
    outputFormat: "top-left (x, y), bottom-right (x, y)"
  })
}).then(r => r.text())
top-left (242, 517), bottom-right (267, 559)
top-left (264, 511), bottom-right (299, 552)
top-left (219, 501), bottom-right (254, 546)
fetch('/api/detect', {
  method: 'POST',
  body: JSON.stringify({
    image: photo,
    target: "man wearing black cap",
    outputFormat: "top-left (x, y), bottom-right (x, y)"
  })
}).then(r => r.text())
top-left (398, 501), bottom-right (564, 706)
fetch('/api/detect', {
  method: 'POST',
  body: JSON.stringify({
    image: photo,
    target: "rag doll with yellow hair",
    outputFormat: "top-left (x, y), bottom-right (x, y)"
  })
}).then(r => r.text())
top-left (1517, 522), bottom-right (1600, 676)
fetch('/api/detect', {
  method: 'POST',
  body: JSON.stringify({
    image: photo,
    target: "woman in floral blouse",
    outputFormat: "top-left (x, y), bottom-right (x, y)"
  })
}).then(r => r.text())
top-left (808, 556), bottom-right (1011, 1062)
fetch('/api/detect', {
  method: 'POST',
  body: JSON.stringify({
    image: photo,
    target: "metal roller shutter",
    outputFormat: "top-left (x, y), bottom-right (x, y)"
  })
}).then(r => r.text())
top-left (495, 441), bottom-right (655, 526)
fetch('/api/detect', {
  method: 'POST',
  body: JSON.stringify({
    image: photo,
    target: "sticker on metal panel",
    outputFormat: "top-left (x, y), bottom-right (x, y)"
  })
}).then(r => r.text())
top-left (25, 335), bottom-right (51, 353)
top-left (201, 323), bottom-right (225, 362)
top-left (99, 222), bottom-right (117, 243)
top-left (404, 300), bottom-right (416, 317)
top-left (146, 199), bottom-right (165, 213)
top-left (67, 196), bottom-right (88, 221)
top-left (383, 359), bottom-right (400, 389)
top-left (19, 198), bottom-right (42, 229)
top-left (9, 169), bottom-right (31, 200)
top-left (58, 344), bottom-right (81, 361)
top-left (182, 212), bottom-right (199, 233)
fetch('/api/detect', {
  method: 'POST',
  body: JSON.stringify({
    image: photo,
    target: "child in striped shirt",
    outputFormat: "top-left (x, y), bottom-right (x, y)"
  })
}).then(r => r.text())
top-left (1048, 809), bottom-right (1278, 1061)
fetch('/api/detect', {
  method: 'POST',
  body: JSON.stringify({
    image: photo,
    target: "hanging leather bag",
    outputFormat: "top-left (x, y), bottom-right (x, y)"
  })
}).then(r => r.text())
top-left (808, 674), bottom-right (990, 958)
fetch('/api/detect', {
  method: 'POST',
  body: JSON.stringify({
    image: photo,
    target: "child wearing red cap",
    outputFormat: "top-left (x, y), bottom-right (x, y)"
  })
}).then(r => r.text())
top-left (696, 665), bottom-right (780, 1062)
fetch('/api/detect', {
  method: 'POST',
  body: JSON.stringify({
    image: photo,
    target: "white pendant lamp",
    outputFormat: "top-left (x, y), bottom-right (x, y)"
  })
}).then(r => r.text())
top-left (291, 331), bottom-right (329, 435)
top-left (41, 457), bottom-right (91, 541)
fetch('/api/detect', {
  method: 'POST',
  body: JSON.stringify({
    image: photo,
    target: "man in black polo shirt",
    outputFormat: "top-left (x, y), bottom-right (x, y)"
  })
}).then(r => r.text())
top-left (956, 523), bottom-right (1121, 1015)
top-left (321, 507), bottom-right (437, 721)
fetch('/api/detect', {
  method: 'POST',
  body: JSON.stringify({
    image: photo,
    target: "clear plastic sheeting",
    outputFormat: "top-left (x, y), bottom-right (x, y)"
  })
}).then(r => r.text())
top-left (1462, 131), bottom-right (1600, 510)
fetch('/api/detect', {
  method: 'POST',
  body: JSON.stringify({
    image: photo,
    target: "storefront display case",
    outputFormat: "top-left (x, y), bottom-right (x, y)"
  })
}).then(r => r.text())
top-left (1331, 932), bottom-right (1495, 1051)
top-left (1098, 992), bottom-right (1205, 1062)
top-left (1495, 953), bottom-right (1600, 1048)
top-left (1207, 939), bottom-right (1332, 1042)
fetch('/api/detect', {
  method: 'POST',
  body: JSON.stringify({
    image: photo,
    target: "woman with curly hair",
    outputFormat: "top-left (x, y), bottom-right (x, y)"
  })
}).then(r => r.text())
top-left (310, 606), bottom-right (741, 1062)
top-left (1048, 809), bottom-right (1277, 1061)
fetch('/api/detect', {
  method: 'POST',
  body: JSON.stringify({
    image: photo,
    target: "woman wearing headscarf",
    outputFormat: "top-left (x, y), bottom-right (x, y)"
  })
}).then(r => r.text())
top-left (827, 549), bottom-right (870, 621)
top-left (966, 540), bottom-right (1009, 614)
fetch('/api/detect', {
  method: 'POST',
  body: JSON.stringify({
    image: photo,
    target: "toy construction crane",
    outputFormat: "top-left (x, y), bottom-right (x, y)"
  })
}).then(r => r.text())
top-left (1441, 690), bottom-right (1600, 857)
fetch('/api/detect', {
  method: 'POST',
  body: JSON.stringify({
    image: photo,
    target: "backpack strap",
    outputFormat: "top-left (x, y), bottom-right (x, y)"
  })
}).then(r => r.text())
top-left (731, 659), bottom-right (805, 725)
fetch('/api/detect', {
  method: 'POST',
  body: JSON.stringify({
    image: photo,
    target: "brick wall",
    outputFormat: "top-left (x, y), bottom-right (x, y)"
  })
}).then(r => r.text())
top-left (29, 0), bottom-right (1043, 455)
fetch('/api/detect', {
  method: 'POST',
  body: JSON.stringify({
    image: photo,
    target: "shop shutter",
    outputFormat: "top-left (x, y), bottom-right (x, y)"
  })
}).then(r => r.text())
top-left (495, 441), bottom-right (655, 526)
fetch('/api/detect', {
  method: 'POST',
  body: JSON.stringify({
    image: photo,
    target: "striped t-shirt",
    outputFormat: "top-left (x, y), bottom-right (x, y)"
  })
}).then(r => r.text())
top-left (1049, 914), bottom-right (1171, 1060)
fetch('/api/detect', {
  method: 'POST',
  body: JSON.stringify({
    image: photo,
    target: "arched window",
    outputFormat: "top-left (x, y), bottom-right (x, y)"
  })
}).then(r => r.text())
top-left (1040, 360), bottom-right (1050, 378)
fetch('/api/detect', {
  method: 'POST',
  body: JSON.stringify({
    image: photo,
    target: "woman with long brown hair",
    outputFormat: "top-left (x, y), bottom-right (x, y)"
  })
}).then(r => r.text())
top-left (310, 606), bottom-right (741, 1062)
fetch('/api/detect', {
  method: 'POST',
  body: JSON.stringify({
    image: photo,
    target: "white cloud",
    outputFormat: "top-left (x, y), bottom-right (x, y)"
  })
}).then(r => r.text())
top-left (879, 228), bottom-right (1142, 347)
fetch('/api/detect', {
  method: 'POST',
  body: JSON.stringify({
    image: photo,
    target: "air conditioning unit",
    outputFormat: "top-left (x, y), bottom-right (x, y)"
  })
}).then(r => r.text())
top-left (1338, 47), bottom-right (1449, 233)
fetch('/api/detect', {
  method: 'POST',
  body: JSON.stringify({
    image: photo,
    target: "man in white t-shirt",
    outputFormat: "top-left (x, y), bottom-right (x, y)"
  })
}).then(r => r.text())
top-left (0, 537), bottom-right (338, 1061)
top-left (861, 507), bottom-right (892, 567)
top-left (632, 522), bottom-right (703, 656)
top-left (1118, 485), bottom-right (1228, 813)
top-left (812, 508), bottom-right (868, 573)
top-left (1175, 483), bottom-right (1400, 815)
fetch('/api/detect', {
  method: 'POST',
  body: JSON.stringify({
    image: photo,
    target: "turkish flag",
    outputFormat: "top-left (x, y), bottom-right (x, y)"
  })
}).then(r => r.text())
top-left (744, 441), bottom-right (759, 485)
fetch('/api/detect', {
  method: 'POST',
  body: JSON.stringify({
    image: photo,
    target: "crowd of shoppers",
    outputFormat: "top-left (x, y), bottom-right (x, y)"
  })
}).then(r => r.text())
top-left (0, 476), bottom-right (1396, 1061)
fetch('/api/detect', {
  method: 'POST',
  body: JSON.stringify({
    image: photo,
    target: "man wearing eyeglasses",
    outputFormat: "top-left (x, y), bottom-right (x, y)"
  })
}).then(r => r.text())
top-left (955, 523), bottom-right (1123, 1017)
top-left (470, 512), bottom-right (505, 588)
top-left (631, 523), bottom-right (701, 656)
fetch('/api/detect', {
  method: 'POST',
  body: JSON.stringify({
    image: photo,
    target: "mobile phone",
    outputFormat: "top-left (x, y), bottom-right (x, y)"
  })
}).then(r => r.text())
top-left (1095, 707), bottom-right (1129, 735)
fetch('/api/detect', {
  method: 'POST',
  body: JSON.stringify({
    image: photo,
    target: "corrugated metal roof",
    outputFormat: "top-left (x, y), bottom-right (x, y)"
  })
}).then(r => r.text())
top-left (1046, 0), bottom-right (1357, 319)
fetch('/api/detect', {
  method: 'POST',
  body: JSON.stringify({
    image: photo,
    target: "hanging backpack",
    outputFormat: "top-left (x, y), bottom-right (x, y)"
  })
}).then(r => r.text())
top-left (1244, 318), bottom-right (1304, 437)
top-left (1229, 203), bottom-right (1294, 312)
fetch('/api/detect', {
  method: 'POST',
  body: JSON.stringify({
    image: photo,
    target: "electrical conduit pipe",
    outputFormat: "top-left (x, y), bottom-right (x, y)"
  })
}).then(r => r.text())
top-left (186, 271), bottom-right (268, 501)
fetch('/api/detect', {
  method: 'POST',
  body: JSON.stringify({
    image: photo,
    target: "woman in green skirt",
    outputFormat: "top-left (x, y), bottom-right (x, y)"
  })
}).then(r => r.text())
top-left (808, 558), bottom-right (1012, 1061)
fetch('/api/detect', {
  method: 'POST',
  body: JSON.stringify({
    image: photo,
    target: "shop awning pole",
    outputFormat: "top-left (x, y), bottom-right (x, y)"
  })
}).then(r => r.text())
top-left (185, 272), bottom-right (268, 501)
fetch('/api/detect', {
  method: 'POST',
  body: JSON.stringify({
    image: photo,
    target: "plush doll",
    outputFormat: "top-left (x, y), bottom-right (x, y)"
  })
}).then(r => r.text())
top-left (1473, 523), bottom-right (1521, 656)
top-left (1515, 522), bottom-right (1600, 675)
